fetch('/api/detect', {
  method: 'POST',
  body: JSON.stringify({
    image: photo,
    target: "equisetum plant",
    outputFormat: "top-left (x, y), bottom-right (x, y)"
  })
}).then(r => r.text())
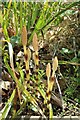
top-left (1, 25), bottom-right (59, 120)
top-left (45, 57), bottom-right (58, 118)
top-left (21, 26), bottom-right (31, 90)
top-left (21, 26), bottom-right (58, 119)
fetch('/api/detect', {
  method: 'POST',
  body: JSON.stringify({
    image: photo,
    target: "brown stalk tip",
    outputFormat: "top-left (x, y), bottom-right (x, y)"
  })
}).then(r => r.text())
top-left (32, 33), bottom-right (38, 52)
top-left (46, 63), bottom-right (51, 78)
top-left (21, 26), bottom-right (27, 46)
top-left (52, 56), bottom-right (58, 72)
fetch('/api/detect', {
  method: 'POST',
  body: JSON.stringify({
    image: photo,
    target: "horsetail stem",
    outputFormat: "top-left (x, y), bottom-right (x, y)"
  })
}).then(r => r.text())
top-left (43, 63), bottom-right (51, 114)
top-left (44, 57), bottom-right (58, 118)
top-left (21, 26), bottom-right (31, 89)
top-left (24, 48), bottom-right (31, 83)
top-left (32, 33), bottom-right (40, 99)
top-left (46, 57), bottom-right (58, 102)
top-left (33, 33), bottom-right (39, 85)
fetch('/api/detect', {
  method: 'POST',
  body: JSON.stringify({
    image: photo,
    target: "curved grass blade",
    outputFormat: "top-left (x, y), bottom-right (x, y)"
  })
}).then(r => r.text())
top-left (0, 89), bottom-right (16, 120)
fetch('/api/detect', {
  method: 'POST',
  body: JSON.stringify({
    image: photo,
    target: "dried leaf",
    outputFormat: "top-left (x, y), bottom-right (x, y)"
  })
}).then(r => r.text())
top-left (32, 33), bottom-right (38, 51)
top-left (46, 63), bottom-right (51, 78)
top-left (21, 26), bottom-right (27, 46)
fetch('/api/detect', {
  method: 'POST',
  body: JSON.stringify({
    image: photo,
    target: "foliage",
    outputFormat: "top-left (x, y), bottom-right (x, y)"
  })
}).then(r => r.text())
top-left (2, 1), bottom-right (80, 44)
top-left (1, 1), bottom-right (80, 119)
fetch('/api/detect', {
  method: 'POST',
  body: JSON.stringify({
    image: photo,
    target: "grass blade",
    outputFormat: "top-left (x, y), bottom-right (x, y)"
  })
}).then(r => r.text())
top-left (0, 89), bottom-right (16, 120)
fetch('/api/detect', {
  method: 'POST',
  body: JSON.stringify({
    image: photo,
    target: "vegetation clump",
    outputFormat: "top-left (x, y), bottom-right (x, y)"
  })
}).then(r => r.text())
top-left (0, 1), bottom-right (80, 119)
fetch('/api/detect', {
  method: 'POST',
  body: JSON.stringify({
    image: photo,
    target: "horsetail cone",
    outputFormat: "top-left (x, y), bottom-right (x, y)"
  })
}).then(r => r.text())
top-left (46, 63), bottom-right (51, 78)
top-left (52, 56), bottom-right (58, 77)
top-left (33, 33), bottom-right (38, 52)
top-left (21, 26), bottom-right (27, 46)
